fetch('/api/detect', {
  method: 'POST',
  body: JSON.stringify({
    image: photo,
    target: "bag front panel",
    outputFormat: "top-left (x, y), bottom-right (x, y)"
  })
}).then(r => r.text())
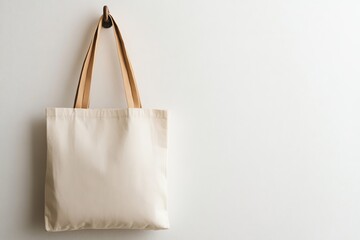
top-left (45, 108), bottom-right (168, 231)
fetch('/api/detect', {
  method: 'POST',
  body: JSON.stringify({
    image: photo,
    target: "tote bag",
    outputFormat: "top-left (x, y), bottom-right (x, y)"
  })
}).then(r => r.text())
top-left (45, 15), bottom-right (169, 231)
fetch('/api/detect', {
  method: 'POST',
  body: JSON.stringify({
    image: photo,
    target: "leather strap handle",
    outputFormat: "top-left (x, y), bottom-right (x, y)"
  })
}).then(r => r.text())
top-left (74, 15), bottom-right (142, 108)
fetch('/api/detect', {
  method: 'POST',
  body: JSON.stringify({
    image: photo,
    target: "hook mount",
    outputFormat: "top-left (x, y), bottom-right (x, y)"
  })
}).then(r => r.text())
top-left (102, 5), bottom-right (112, 28)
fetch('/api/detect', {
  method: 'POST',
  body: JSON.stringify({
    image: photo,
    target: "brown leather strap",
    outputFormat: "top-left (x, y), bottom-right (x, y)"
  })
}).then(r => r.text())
top-left (74, 15), bottom-right (142, 108)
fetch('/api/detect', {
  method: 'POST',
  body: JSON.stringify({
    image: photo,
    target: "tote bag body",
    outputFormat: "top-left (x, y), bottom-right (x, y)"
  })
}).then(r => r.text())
top-left (45, 15), bottom-right (169, 231)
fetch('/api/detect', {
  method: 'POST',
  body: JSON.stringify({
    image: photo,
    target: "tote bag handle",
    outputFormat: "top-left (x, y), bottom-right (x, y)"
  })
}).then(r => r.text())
top-left (74, 15), bottom-right (142, 108)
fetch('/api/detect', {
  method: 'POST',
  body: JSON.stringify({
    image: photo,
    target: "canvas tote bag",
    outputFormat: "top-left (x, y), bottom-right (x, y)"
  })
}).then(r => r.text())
top-left (45, 15), bottom-right (169, 231)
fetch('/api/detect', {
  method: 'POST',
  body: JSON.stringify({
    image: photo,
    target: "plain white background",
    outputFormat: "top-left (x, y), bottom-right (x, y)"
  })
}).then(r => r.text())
top-left (1, 0), bottom-right (360, 239)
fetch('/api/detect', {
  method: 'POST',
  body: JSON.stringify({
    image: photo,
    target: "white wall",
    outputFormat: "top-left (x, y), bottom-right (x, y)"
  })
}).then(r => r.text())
top-left (1, 0), bottom-right (360, 239)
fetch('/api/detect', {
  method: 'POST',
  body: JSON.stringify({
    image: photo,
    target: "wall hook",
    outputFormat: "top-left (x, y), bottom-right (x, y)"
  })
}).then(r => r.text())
top-left (102, 5), bottom-right (112, 28)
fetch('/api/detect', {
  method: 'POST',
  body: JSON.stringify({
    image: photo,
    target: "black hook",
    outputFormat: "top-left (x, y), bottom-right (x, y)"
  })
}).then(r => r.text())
top-left (102, 5), bottom-right (112, 28)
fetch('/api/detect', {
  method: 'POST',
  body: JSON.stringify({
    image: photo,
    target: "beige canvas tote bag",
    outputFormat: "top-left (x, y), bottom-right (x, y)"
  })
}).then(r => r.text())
top-left (45, 15), bottom-right (169, 231)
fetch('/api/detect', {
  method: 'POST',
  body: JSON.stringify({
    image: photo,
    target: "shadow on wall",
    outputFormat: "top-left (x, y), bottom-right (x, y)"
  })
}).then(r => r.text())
top-left (30, 118), bottom-right (47, 232)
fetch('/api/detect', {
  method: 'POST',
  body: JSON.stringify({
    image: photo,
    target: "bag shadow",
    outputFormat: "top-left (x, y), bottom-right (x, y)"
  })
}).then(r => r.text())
top-left (29, 117), bottom-right (47, 231)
